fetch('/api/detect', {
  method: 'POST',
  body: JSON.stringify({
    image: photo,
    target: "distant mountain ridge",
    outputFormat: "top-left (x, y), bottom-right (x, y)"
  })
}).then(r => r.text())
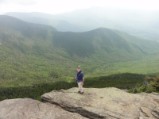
top-left (1, 15), bottom-right (159, 58)
top-left (7, 8), bottom-right (159, 41)
top-left (53, 27), bottom-right (159, 58)
top-left (0, 15), bottom-right (159, 80)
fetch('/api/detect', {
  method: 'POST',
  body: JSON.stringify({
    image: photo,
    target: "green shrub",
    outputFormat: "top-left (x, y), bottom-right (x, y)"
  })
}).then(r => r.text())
top-left (0, 73), bottom-right (146, 101)
top-left (0, 81), bottom-right (76, 101)
top-left (129, 75), bottom-right (159, 93)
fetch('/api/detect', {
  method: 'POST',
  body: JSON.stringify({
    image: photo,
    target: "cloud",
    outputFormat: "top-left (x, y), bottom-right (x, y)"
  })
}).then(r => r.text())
top-left (15, 0), bottom-right (37, 6)
top-left (0, 0), bottom-right (159, 15)
top-left (0, 0), bottom-right (37, 14)
top-left (0, 0), bottom-right (37, 5)
top-left (0, 0), bottom-right (7, 3)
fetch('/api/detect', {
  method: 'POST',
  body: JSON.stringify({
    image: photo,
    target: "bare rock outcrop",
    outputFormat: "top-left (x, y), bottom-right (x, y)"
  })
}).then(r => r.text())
top-left (0, 98), bottom-right (87, 119)
top-left (41, 87), bottom-right (159, 119)
top-left (0, 87), bottom-right (158, 119)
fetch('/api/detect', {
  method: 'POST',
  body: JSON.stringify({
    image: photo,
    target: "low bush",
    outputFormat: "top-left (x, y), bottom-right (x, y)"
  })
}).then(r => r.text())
top-left (129, 75), bottom-right (159, 93)
top-left (0, 73), bottom-right (145, 101)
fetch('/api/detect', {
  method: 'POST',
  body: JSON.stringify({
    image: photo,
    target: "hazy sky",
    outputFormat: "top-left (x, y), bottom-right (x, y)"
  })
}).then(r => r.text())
top-left (0, 0), bottom-right (159, 14)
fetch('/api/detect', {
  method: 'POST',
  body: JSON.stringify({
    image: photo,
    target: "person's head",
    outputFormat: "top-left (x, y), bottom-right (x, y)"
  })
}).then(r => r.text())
top-left (76, 65), bottom-right (81, 72)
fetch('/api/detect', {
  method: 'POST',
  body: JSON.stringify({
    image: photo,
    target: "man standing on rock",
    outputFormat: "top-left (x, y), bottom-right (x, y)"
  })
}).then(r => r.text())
top-left (76, 65), bottom-right (84, 94)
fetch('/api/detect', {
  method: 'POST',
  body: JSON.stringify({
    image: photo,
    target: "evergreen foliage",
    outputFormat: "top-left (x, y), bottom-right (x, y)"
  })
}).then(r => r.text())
top-left (0, 73), bottom-right (145, 101)
top-left (129, 75), bottom-right (159, 93)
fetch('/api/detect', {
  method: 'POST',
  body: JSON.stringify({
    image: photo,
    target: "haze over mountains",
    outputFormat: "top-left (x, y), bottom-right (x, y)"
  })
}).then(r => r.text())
top-left (0, 14), bottom-right (159, 79)
top-left (7, 8), bottom-right (159, 41)
top-left (1, 15), bottom-right (159, 59)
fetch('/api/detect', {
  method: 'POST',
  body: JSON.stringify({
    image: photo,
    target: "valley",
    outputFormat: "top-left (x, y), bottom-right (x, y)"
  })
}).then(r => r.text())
top-left (0, 15), bottom-right (158, 99)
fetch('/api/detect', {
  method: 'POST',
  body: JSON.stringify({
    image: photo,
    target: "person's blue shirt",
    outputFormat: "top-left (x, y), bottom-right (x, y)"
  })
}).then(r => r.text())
top-left (76, 71), bottom-right (84, 82)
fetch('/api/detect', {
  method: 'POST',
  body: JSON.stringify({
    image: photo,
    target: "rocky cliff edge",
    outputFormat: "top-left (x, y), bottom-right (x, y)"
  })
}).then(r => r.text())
top-left (0, 87), bottom-right (159, 119)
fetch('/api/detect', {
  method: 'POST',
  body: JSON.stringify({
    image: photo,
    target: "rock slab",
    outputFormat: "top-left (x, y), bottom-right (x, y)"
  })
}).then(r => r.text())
top-left (0, 98), bottom-right (87, 119)
top-left (41, 87), bottom-right (159, 119)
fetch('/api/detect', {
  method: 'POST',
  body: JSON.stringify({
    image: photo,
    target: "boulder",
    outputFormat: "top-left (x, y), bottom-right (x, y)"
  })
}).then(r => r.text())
top-left (0, 98), bottom-right (87, 119)
top-left (41, 87), bottom-right (159, 119)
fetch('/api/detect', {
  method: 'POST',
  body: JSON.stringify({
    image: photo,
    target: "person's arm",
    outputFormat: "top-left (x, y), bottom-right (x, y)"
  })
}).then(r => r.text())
top-left (82, 73), bottom-right (84, 82)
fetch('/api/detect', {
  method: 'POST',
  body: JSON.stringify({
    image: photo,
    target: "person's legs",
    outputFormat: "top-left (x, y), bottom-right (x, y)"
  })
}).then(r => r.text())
top-left (78, 81), bottom-right (84, 93)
